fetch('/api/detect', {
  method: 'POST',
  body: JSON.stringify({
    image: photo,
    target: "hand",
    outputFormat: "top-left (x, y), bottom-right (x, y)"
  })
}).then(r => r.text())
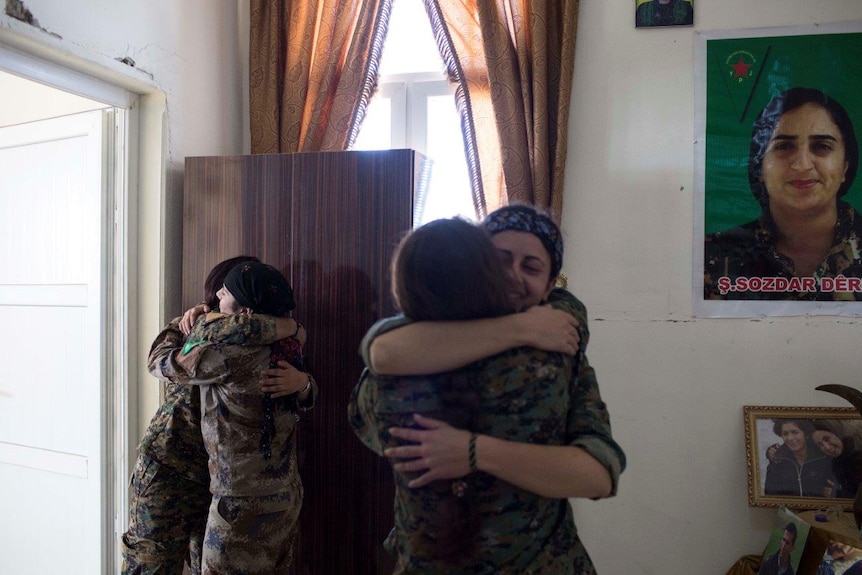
top-left (180, 304), bottom-right (210, 335)
top-left (823, 479), bottom-right (837, 498)
top-left (260, 360), bottom-right (309, 398)
top-left (519, 305), bottom-right (580, 355)
top-left (384, 414), bottom-right (471, 488)
top-left (766, 443), bottom-right (780, 463)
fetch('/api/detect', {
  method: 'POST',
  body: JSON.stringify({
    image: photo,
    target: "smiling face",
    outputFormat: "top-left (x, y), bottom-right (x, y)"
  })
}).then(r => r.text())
top-left (760, 102), bottom-right (849, 220)
top-left (491, 230), bottom-right (556, 311)
top-left (780, 422), bottom-right (807, 454)
top-left (812, 429), bottom-right (844, 458)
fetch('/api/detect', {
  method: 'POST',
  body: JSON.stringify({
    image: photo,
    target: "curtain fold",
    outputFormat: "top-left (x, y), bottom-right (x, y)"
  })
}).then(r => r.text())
top-left (427, 0), bottom-right (578, 221)
top-left (249, 0), bottom-right (391, 153)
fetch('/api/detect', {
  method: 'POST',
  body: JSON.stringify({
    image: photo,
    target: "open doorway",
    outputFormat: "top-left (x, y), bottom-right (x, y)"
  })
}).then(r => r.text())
top-left (0, 65), bottom-right (131, 573)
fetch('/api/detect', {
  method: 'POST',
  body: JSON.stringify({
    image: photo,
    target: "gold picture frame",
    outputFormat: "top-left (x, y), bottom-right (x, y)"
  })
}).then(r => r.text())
top-left (744, 406), bottom-right (862, 510)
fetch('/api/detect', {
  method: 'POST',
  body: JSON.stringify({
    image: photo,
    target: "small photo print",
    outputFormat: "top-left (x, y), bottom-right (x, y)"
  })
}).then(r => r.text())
top-left (635, 0), bottom-right (693, 28)
top-left (759, 507), bottom-right (810, 575)
top-left (816, 540), bottom-right (862, 575)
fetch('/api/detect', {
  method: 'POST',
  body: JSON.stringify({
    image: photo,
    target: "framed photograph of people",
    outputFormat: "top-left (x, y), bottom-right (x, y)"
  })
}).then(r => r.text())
top-left (635, 0), bottom-right (693, 28)
top-left (694, 22), bottom-right (862, 317)
top-left (744, 405), bottom-right (862, 509)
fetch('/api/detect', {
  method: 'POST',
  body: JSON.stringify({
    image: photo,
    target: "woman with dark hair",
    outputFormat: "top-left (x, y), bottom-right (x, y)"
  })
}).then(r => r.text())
top-left (811, 419), bottom-right (862, 498)
top-left (764, 419), bottom-right (835, 497)
top-left (353, 207), bottom-right (625, 573)
top-left (704, 87), bottom-right (861, 300)
top-left (350, 218), bottom-right (516, 567)
top-left (390, 218), bottom-right (513, 322)
top-left (121, 255), bottom-right (260, 575)
top-left (147, 261), bottom-right (316, 574)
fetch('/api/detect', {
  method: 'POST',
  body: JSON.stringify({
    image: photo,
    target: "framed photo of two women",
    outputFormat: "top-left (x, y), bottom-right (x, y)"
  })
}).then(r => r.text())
top-left (744, 406), bottom-right (862, 510)
top-left (693, 22), bottom-right (862, 318)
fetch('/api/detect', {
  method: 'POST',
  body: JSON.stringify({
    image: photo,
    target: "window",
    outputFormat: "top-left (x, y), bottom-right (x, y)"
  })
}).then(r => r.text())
top-left (352, 0), bottom-right (474, 225)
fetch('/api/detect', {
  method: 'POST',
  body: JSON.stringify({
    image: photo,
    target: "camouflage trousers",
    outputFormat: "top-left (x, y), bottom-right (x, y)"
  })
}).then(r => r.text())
top-left (121, 455), bottom-right (211, 575)
top-left (202, 490), bottom-right (302, 575)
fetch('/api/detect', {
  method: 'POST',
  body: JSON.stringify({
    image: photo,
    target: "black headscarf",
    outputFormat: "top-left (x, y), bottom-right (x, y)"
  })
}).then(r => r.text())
top-left (223, 261), bottom-right (295, 316)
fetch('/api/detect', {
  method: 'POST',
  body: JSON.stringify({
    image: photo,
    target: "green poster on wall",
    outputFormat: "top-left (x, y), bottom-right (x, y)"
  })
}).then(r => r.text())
top-left (696, 23), bottom-right (862, 315)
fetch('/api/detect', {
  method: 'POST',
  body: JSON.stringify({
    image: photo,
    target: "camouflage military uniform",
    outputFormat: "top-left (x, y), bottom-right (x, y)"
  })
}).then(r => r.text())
top-left (348, 289), bottom-right (625, 574)
top-left (704, 201), bottom-right (862, 301)
top-left (145, 313), bottom-right (315, 575)
top-left (121, 317), bottom-right (213, 575)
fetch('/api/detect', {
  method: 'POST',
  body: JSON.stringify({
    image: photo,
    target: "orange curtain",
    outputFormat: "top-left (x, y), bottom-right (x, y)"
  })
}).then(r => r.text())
top-left (249, 0), bottom-right (391, 153)
top-left (427, 0), bottom-right (578, 221)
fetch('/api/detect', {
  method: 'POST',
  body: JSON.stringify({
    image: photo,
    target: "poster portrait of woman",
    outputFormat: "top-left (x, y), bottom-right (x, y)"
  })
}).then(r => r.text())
top-left (695, 24), bottom-right (862, 317)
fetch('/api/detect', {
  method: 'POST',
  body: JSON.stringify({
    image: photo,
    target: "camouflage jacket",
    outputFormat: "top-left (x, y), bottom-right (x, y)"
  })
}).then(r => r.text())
top-left (147, 313), bottom-right (316, 497)
top-left (704, 201), bottom-right (862, 301)
top-left (348, 289), bottom-right (626, 573)
top-left (138, 317), bottom-right (209, 484)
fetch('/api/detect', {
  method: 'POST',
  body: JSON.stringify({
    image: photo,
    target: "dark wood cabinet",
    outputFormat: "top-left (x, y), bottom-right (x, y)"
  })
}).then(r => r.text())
top-left (183, 149), bottom-right (425, 574)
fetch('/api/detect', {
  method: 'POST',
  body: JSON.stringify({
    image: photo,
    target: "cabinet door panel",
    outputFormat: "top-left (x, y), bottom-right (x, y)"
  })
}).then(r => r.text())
top-left (183, 150), bottom-right (417, 574)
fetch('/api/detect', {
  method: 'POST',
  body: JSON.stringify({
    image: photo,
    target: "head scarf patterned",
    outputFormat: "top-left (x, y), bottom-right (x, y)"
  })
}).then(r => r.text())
top-left (223, 261), bottom-right (295, 316)
top-left (481, 204), bottom-right (564, 277)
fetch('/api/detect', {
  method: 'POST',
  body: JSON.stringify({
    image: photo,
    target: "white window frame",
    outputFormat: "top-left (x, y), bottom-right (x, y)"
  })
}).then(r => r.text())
top-left (378, 71), bottom-right (456, 154)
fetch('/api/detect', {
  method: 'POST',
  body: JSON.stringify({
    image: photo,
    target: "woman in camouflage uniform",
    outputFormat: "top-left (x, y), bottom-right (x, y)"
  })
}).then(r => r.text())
top-left (350, 218), bottom-right (516, 565)
top-left (148, 261), bottom-right (316, 574)
top-left (121, 255), bottom-right (260, 575)
top-left (351, 206), bottom-right (626, 574)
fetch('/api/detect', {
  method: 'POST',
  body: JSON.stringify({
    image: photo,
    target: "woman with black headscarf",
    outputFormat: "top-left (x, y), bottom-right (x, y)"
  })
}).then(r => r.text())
top-left (148, 261), bottom-right (316, 574)
top-left (122, 255), bottom-right (260, 575)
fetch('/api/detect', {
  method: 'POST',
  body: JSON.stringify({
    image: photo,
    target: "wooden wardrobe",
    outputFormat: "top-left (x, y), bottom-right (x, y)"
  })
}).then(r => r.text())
top-left (182, 149), bottom-right (426, 574)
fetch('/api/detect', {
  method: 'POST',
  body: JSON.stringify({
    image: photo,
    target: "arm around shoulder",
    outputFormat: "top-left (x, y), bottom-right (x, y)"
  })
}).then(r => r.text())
top-left (367, 309), bottom-right (579, 376)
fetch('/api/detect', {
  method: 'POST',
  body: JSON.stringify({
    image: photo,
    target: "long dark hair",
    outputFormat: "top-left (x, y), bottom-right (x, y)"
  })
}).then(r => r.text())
top-left (389, 218), bottom-right (513, 560)
top-left (391, 218), bottom-right (514, 321)
top-left (749, 87), bottom-right (858, 210)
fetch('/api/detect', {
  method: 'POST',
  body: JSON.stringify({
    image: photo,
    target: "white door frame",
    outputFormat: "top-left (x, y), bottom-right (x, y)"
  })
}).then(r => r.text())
top-left (0, 24), bottom-right (167, 574)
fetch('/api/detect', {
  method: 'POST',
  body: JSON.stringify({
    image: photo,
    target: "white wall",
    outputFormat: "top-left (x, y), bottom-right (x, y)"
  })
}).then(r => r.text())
top-left (565, 2), bottom-right (862, 573)
top-left (6, 1), bottom-right (862, 573)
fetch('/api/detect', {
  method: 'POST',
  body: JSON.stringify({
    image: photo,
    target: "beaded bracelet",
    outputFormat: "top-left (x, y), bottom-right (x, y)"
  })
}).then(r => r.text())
top-left (468, 433), bottom-right (478, 473)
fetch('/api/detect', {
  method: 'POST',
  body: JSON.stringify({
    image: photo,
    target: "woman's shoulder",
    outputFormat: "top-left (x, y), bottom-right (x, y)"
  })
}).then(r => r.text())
top-left (547, 288), bottom-right (587, 321)
top-left (704, 220), bottom-right (769, 277)
top-left (705, 220), bottom-right (761, 248)
top-left (838, 200), bottom-right (862, 234)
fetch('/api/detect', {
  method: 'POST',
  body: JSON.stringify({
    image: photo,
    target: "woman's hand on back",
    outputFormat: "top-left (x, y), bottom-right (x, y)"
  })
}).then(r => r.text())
top-left (385, 414), bottom-right (471, 487)
top-left (180, 304), bottom-right (210, 334)
top-left (260, 360), bottom-right (310, 398)
top-left (384, 413), bottom-right (613, 499)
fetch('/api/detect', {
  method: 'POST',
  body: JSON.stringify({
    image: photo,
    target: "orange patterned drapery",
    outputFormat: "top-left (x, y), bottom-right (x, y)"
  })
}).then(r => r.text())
top-left (249, 0), bottom-right (391, 153)
top-left (427, 0), bottom-right (578, 221)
